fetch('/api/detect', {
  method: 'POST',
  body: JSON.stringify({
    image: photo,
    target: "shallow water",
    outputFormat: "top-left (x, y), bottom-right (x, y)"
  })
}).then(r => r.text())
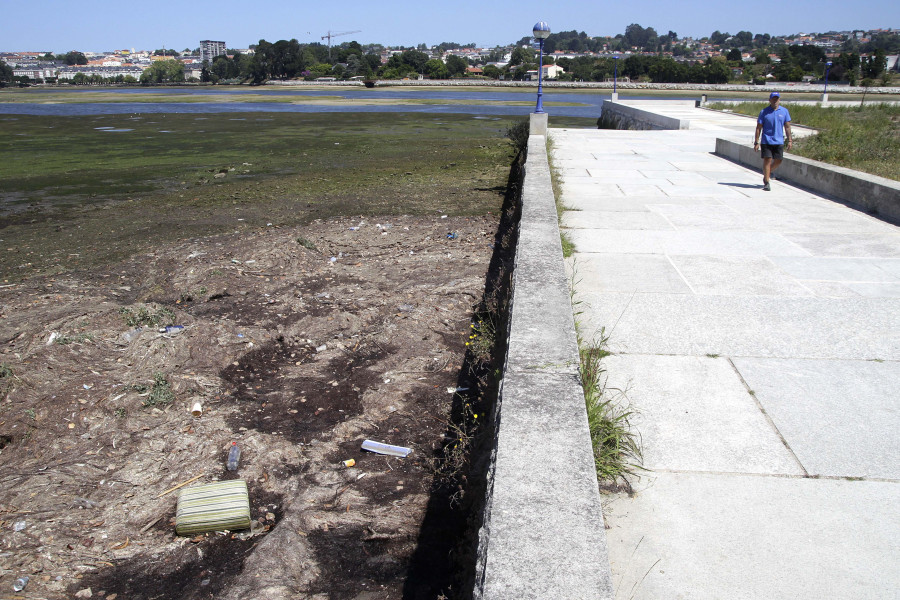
top-left (0, 87), bottom-right (714, 118)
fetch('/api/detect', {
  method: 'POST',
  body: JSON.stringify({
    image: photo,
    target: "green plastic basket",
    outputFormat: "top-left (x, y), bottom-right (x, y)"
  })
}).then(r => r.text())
top-left (175, 480), bottom-right (251, 535)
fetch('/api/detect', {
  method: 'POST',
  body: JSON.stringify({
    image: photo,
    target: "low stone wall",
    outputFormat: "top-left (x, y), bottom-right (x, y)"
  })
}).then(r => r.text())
top-left (598, 99), bottom-right (690, 130)
top-left (715, 138), bottom-right (900, 224)
top-left (472, 134), bottom-right (614, 599)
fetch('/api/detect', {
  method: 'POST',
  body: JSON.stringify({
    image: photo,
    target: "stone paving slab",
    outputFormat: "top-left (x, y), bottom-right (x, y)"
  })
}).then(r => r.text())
top-left (602, 354), bottom-right (803, 474)
top-left (568, 229), bottom-right (810, 256)
top-left (566, 254), bottom-right (692, 294)
top-left (605, 472), bottom-right (900, 600)
top-left (784, 232), bottom-right (900, 257)
top-left (769, 256), bottom-right (900, 282)
top-left (559, 210), bottom-right (673, 230)
top-left (732, 357), bottom-right (900, 479)
top-left (669, 255), bottom-right (814, 296)
top-left (575, 291), bottom-right (900, 359)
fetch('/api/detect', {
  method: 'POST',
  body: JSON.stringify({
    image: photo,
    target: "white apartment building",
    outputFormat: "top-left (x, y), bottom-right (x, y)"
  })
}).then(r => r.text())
top-left (199, 40), bottom-right (226, 64)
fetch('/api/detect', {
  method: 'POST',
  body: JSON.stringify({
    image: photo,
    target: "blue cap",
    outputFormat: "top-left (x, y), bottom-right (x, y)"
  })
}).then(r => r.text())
top-left (770, 92), bottom-right (780, 98)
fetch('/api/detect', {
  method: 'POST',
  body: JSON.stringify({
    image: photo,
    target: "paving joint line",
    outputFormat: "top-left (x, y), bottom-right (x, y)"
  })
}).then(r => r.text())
top-left (726, 356), bottom-right (809, 477)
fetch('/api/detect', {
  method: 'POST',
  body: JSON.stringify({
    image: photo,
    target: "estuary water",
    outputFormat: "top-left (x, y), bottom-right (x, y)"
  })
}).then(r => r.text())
top-left (0, 86), bottom-right (713, 118)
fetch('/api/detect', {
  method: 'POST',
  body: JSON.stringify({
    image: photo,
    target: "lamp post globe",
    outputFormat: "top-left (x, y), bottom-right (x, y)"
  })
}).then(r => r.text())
top-left (532, 21), bottom-right (551, 114)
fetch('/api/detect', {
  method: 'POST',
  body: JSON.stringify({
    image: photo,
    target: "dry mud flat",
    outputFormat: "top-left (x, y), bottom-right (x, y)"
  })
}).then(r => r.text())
top-left (0, 213), bottom-right (504, 599)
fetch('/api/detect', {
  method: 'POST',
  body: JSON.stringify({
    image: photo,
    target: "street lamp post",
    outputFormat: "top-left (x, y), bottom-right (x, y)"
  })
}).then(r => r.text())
top-left (822, 60), bottom-right (833, 104)
top-left (533, 21), bottom-right (551, 114)
top-left (612, 55), bottom-right (619, 101)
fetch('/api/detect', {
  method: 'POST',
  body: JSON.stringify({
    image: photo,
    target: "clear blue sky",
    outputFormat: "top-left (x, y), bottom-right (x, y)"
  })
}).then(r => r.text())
top-left (3, 0), bottom-right (897, 53)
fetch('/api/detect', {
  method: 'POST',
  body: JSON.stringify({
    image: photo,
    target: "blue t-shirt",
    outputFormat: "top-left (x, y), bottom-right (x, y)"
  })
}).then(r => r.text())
top-left (757, 105), bottom-right (791, 145)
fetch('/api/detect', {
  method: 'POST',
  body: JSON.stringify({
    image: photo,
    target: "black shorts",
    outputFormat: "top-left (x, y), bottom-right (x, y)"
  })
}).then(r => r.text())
top-left (760, 143), bottom-right (784, 160)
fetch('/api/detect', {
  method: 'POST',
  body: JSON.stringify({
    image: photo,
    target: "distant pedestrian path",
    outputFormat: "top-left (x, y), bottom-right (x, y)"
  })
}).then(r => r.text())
top-left (550, 101), bottom-right (900, 599)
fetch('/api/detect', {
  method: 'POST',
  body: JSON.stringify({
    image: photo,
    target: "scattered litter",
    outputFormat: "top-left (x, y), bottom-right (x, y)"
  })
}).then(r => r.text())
top-left (83, 384), bottom-right (93, 390)
top-left (315, 344), bottom-right (327, 353)
top-left (231, 259), bottom-right (241, 264)
top-left (383, 379), bottom-right (390, 384)
top-left (226, 442), bottom-right (241, 471)
top-left (156, 473), bottom-right (205, 499)
top-left (398, 304), bottom-right (415, 312)
top-left (441, 215), bottom-right (448, 219)
top-left (47, 332), bottom-right (59, 345)
top-left (191, 402), bottom-right (203, 417)
top-left (361, 440), bottom-right (412, 458)
top-left (349, 227), bottom-right (359, 231)
top-left (266, 223), bottom-right (272, 227)
top-left (447, 232), bottom-right (457, 239)
top-left (176, 480), bottom-right (251, 535)
top-left (159, 325), bottom-right (184, 334)
top-left (342, 459), bottom-right (356, 468)
top-left (357, 473), bottom-right (368, 480)
top-left (330, 257), bottom-right (337, 263)
top-left (13, 576), bottom-right (29, 592)
top-left (232, 519), bottom-right (267, 540)
top-left (120, 327), bottom-right (143, 343)
top-left (447, 386), bottom-right (469, 394)
top-left (13, 521), bottom-right (26, 532)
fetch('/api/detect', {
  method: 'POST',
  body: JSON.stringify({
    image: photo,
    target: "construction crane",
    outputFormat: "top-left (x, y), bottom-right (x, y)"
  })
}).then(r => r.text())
top-left (321, 30), bottom-right (362, 59)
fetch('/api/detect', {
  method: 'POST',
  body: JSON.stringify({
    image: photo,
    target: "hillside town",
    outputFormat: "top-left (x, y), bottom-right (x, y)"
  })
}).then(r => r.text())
top-left (1, 26), bottom-right (898, 86)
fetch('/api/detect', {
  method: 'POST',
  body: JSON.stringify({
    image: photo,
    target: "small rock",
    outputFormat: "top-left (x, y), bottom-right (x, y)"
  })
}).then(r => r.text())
top-left (75, 589), bottom-right (93, 599)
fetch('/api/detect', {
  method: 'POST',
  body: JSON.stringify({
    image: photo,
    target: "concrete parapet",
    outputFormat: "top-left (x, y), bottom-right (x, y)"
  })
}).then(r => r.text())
top-left (715, 138), bottom-right (900, 224)
top-left (599, 99), bottom-right (690, 130)
top-left (473, 135), bottom-right (614, 599)
top-left (529, 112), bottom-right (548, 136)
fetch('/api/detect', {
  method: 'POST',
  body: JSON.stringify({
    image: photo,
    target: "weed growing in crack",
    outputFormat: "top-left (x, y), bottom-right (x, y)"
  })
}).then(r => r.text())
top-left (465, 319), bottom-right (495, 363)
top-left (579, 334), bottom-right (644, 485)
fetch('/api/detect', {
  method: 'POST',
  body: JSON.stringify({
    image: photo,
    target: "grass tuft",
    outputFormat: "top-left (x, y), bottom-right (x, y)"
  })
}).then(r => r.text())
top-left (506, 118), bottom-right (530, 154)
top-left (143, 372), bottom-right (175, 407)
top-left (119, 305), bottom-right (176, 328)
top-left (579, 330), bottom-right (644, 485)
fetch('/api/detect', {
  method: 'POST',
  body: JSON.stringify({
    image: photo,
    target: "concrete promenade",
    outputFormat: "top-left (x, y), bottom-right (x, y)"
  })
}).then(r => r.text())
top-left (550, 102), bottom-right (900, 598)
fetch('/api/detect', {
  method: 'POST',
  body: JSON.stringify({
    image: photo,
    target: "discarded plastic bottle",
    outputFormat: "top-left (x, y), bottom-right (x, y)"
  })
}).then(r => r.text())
top-left (158, 325), bottom-right (184, 334)
top-left (13, 576), bottom-right (28, 592)
top-left (226, 442), bottom-right (241, 471)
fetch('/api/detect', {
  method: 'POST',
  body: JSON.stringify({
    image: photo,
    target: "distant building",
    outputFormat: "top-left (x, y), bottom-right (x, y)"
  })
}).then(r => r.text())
top-left (199, 40), bottom-right (226, 64)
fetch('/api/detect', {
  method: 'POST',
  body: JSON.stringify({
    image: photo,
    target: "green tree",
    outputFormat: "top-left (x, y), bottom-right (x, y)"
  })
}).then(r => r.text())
top-left (482, 64), bottom-right (501, 79)
top-left (65, 51), bottom-right (87, 65)
top-left (400, 49), bottom-right (429, 73)
top-left (508, 46), bottom-right (535, 66)
top-left (624, 24), bottom-right (658, 49)
top-left (446, 54), bottom-right (467, 77)
top-left (140, 59), bottom-right (185, 84)
top-left (727, 48), bottom-right (743, 62)
top-left (0, 59), bottom-right (12, 85)
top-left (706, 58), bottom-right (731, 84)
top-left (424, 59), bottom-right (449, 79)
top-left (733, 31), bottom-right (753, 47)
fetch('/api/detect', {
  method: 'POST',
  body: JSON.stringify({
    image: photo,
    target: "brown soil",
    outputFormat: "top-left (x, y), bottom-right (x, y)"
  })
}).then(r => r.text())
top-left (0, 212), bottom-right (510, 599)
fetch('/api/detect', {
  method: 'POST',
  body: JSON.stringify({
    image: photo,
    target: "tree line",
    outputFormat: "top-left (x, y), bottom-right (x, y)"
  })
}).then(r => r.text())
top-left (2, 25), bottom-right (896, 87)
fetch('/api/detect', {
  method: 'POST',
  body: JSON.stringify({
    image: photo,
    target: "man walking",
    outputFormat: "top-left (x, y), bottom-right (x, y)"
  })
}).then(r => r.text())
top-left (753, 92), bottom-right (793, 191)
